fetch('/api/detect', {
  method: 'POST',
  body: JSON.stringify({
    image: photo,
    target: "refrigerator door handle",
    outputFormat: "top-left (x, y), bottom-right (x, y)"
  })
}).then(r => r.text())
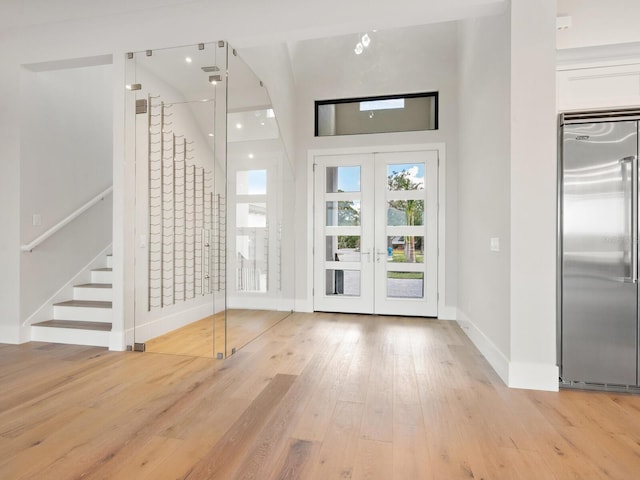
top-left (633, 155), bottom-right (638, 284)
top-left (621, 155), bottom-right (638, 283)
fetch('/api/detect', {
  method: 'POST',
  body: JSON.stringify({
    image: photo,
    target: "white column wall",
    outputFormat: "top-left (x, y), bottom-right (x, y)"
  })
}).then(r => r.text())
top-left (508, 0), bottom-right (558, 390)
top-left (457, 11), bottom-right (512, 382)
top-left (0, 37), bottom-right (22, 343)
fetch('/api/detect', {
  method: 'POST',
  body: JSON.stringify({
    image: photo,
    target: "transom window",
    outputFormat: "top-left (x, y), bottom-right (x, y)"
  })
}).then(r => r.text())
top-left (315, 92), bottom-right (438, 137)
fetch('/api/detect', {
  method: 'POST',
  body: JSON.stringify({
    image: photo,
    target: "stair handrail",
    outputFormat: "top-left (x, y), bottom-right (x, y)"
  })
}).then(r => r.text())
top-left (21, 186), bottom-right (113, 252)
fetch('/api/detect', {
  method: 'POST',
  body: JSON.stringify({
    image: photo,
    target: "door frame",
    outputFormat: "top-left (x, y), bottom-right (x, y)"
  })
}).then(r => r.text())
top-left (305, 143), bottom-right (450, 319)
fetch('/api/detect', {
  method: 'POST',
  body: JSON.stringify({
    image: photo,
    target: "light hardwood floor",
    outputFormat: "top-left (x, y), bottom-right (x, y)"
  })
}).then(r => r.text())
top-left (2, 312), bottom-right (640, 479)
top-left (145, 309), bottom-right (291, 357)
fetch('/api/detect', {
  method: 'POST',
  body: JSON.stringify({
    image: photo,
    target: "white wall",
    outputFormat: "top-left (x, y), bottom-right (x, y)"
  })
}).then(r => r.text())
top-left (291, 22), bottom-right (459, 313)
top-left (457, 12), bottom-right (512, 379)
top-left (0, 37), bottom-right (22, 343)
top-left (20, 63), bottom-right (113, 329)
top-left (557, 0), bottom-right (640, 50)
top-left (508, 0), bottom-right (558, 390)
top-left (555, 1), bottom-right (640, 113)
top-left (457, 0), bottom-right (558, 391)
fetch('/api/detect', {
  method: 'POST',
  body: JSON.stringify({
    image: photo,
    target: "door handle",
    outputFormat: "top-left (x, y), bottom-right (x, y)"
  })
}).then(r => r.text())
top-left (375, 249), bottom-right (386, 263)
top-left (633, 155), bottom-right (638, 284)
top-left (621, 156), bottom-right (638, 283)
top-left (361, 250), bottom-right (371, 263)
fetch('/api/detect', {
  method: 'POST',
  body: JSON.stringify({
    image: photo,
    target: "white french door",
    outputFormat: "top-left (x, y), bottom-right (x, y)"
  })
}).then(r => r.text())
top-left (313, 150), bottom-right (438, 317)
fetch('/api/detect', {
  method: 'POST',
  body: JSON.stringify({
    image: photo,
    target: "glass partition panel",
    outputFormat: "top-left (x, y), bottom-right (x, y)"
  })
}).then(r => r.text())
top-left (226, 47), bottom-right (294, 356)
top-left (127, 42), bottom-right (227, 358)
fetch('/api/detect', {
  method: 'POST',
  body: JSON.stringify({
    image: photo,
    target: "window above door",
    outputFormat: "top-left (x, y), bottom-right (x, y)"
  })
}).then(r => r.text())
top-left (315, 92), bottom-right (438, 137)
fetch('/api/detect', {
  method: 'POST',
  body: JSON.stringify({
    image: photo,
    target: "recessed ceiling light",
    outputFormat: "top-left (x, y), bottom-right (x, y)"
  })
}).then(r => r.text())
top-left (185, 57), bottom-right (192, 63)
top-left (248, 153), bottom-right (254, 159)
top-left (354, 42), bottom-right (363, 55)
top-left (361, 34), bottom-right (371, 47)
top-left (208, 133), bottom-right (214, 137)
top-left (236, 123), bottom-right (243, 129)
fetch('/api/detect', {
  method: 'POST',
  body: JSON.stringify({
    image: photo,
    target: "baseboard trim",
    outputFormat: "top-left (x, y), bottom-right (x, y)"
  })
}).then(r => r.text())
top-left (508, 362), bottom-right (559, 392)
top-left (0, 325), bottom-right (21, 344)
top-left (456, 309), bottom-right (509, 386)
top-left (133, 302), bottom-right (214, 343)
top-left (457, 309), bottom-right (560, 392)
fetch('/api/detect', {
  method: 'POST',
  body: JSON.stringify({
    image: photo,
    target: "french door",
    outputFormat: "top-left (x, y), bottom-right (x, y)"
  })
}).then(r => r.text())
top-left (313, 150), bottom-right (438, 316)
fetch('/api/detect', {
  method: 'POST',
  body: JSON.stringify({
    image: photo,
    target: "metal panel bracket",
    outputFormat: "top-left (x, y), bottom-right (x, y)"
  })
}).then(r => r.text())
top-left (136, 99), bottom-right (148, 114)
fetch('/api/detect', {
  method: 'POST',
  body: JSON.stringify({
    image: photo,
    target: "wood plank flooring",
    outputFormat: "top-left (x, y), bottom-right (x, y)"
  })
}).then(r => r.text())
top-left (2, 312), bottom-right (640, 479)
top-left (144, 309), bottom-right (290, 358)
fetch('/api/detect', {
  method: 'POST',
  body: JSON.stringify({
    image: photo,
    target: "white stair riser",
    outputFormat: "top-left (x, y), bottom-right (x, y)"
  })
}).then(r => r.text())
top-left (106, 256), bottom-right (113, 268)
top-left (74, 287), bottom-right (112, 302)
top-left (31, 326), bottom-right (110, 347)
top-left (91, 271), bottom-right (113, 283)
top-left (53, 306), bottom-right (112, 323)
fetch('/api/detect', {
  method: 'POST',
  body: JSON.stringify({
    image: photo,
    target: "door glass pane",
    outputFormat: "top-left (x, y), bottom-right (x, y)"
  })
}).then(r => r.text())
top-left (236, 169), bottom-right (267, 195)
top-left (236, 232), bottom-right (268, 293)
top-left (236, 202), bottom-right (266, 227)
top-left (325, 236), bottom-right (360, 261)
top-left (387, 200), bottom-right (424, 226)
top-left (387, 163), bottom-right (425, 190)
top-left (387, 236), bottom-right (424, 263)
top-left (326, 269), bottom-right (361, 296)
top-left (326, 200), bottom-right (361, 226)
top-left (326, 166), bottom-right (361, 193)
top-left (387, 271), bottom-right (424, 298)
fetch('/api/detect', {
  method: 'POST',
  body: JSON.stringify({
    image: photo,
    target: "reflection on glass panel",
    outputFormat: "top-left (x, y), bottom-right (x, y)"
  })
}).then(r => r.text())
top-left (387, 236), bottom-right (424, 263)
top-left (130, 42), bottom-right (222, 359)
top-left (225, 45), bottom-right (294, 358)
top-left (325, 236), bottom-right (361, 262)
top-left (387, 272), bottom-right (424, 298)
top-left (228, 109), bottom-right (279, 142)
top-left (236, 203), bottom-right (266, 227)
top-left (387, 163), bottom-right (425, 190)
top-left (326, 200), bottom-right (360, 226)
top-left (237, 170), bottom-right (267, 195)
top-left (236, 233), bottom-right (268, 293)
top-left (326, 166), bottom-right (361, 193)
top-left (387, 200), bottom-right (424, 226)
top-left (325, 269), bottom-right (361, 296)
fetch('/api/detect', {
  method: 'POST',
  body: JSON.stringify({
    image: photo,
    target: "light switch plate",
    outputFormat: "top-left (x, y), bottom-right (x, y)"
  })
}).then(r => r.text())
top-left (490, 237), bottom-right (500, 252)
top-left (32, 214), bottom-right (41, 226)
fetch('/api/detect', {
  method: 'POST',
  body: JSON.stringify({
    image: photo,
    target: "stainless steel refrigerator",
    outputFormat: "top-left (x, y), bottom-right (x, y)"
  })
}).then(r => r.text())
top-left (560, 109), bottom-right (640, 389)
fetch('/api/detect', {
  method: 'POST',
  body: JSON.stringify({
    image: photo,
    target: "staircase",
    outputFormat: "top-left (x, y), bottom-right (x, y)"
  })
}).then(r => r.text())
top-left (31, 254), bottom-right (113, 347)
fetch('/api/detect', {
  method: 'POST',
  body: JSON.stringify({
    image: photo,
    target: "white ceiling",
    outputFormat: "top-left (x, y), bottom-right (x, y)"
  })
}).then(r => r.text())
top-left (2, 0), bottom-right (506, 48)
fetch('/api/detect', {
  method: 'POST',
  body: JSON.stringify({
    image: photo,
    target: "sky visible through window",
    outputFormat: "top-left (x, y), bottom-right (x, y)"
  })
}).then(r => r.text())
top-left (387, 163), bottom-right (425, 188)
top-left (238, 169), bottom-right (267, 195)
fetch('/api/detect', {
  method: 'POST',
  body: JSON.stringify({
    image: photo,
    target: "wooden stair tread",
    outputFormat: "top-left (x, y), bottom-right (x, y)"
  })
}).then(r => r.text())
top-left (75, 283), bottom-right (112, 289)
top-left (54, 300), bottom-right (112, 308)
top-left (32, 320), bottom-right (112, 331)
top-left (92, 268), bottom-right (112, 272)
